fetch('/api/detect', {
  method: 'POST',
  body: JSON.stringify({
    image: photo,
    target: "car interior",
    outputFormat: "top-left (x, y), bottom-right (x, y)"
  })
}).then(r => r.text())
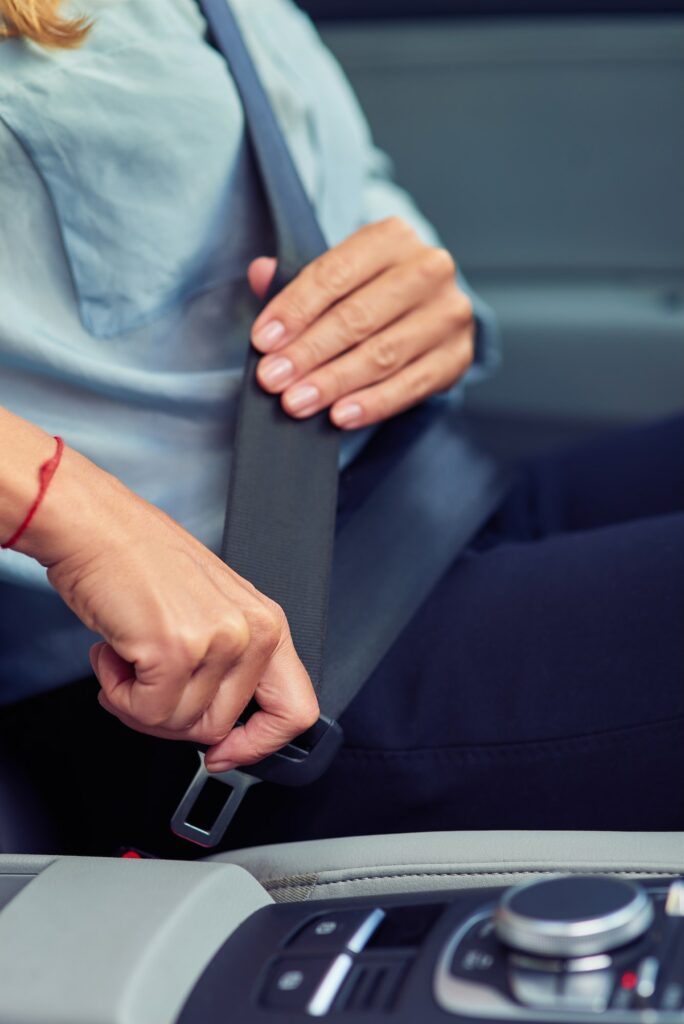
top-left (0, 1), bottom-right (682, 1022)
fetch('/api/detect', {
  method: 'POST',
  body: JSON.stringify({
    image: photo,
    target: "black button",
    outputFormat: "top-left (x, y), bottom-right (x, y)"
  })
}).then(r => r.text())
top-left (368, 903), bottom-right (444, 949)
top-left (260, 957), bottom-right (331, 1011)
top-left (450, 918), bottom-right (500, 979)
top-left (288, 910), bottom-right (373, 952)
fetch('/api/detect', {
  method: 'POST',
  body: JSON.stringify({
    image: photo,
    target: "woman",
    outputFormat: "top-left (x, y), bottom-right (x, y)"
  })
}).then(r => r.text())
top-left (0, 0), bottom-right (682, 856)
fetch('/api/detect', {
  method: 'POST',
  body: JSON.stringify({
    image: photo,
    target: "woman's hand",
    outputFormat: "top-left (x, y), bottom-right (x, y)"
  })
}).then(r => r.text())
top-left (249, 217), bottom-right (475, 429)
top-left (27, 447), bottom-right (318, 773)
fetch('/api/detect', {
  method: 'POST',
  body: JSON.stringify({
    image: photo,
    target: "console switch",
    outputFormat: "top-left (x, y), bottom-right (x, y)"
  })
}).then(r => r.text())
top-left (261, 957), bottom-right (331, 1011)
top-left (288, 909), bottom-right (381, 953)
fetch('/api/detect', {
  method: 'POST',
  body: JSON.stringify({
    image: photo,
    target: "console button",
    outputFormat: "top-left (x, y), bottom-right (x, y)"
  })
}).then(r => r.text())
top-left (665, 880), bottom-right (684, 916)
top-left (261, 957), bottom-right (331, 1011)
top-left (636, 956), bottom-right (659, 999)
top-left (368, 903), bottom-right (444, 948)
top-left (288, 910), bottom-right (378, 953)
top-left (450, 917), bottom-right (500, 979)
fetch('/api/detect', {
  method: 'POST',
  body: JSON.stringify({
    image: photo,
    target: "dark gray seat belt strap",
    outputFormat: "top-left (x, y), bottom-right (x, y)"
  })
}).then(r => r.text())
top-left (172, 0), bottom-right (509, 847)
top-left (173, 0), bottom-right (344, 847)
top-left (201, 0), bottom-right (340, 690)
top-left (322, 406), bottom-right (507, 717)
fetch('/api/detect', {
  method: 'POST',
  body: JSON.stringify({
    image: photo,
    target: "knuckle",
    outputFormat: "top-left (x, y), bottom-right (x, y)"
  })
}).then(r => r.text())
top-left (215, 610), bottom-right (250, 660)
top-left (300, 331), bottom-right (331, 367)
top-left (203, 727), bottom-right (232, 747)
top-left (312, 252), bottom-right (353, 295)
top-left (420, 247), bottom-right (456, 282)
top-left (381, 215), bottom-right (414, 240)
top-left (280, 293), bottom-right (310, 332)
top-left (317, 360), bottom-right (344, 400)
top-left (335, 298), bottom-right (373, 342)
top-left (249, 600), bottom-right (286, 657)
top-left (445, 292), bottom-right (471, 331)
top-left (165, 631), bottom-right (204, 673)
top-left (136, 707), bottom-right (173, 729)
top-left (369, 334), bottom-right (400, 373)
top-left (461, 291), bottom-right (475, 325)
top-left (411, 365), bottom-right (437, 401)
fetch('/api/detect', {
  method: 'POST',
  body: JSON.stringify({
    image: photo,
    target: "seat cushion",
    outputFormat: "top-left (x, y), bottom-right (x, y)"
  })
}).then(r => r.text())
top-left (209, 830), bottom-right (684, 902)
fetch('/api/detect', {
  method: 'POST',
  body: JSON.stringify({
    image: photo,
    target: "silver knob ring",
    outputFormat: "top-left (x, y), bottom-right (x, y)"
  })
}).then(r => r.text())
top-left (495, 877), bottom-right (654, 958)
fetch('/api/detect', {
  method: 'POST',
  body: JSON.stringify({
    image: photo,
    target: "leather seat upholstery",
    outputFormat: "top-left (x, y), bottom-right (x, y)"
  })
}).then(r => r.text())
top-left (210, 831), bottom-right (684, 902)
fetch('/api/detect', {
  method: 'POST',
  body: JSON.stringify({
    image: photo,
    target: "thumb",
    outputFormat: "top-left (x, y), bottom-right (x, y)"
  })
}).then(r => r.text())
top-left (204, 638), bottom-right (319, 771)
top-left (248, 257), bottom-right (278, 300)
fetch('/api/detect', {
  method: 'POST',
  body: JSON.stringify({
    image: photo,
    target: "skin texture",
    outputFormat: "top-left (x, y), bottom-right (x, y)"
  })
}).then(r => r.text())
top-left (0, 412), bottom-right (318, 773)
top-left (0, 218), bottom-right (471, 771)
top-left (249, 217), bottom-right (475, 428)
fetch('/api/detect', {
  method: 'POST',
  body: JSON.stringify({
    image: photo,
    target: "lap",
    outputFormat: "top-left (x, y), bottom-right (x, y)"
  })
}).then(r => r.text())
top-left (491, 413), bottom-right (684, 540)
top-left (228, 506), bottom-right (684, 848)
top-left (1, 415), bottom-right (683, 855)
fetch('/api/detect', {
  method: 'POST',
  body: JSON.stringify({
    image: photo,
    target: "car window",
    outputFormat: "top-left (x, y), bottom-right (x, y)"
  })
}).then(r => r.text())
top-left (299, 0), bottom-right (684, 20)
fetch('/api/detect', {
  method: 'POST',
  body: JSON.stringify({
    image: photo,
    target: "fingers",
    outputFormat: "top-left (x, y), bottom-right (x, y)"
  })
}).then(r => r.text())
top-left (97, 625), bottom-right (319, 772)
top-left (93, 611), bottom-right (251, 734)
top-left (331, 332), bottom-right (475, 429)
top-left (93, 585), bottom-right (316, 771)
top-left (248, 257), bottom-right (278, 300)
top-left (204, 633), bottom-right (319, 771)
top-left (251, 217), bottom-right (423, 353)
top-left (258, 291), bottom-right (470, 423)
top-left (256, 248), bottom-right (457, 411)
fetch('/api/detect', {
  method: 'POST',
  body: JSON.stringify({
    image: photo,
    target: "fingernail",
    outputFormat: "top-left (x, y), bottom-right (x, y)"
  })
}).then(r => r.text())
top-left (260, 356), bottom-right (294, 388)
top-left (286, 384), bottom-right (320, 414)
top-left (332, 402), bottom-right (363, 428)
top-left (205, 760), bottom-right (237, 774)
top-left (254, 319), bottom-right (286, 350)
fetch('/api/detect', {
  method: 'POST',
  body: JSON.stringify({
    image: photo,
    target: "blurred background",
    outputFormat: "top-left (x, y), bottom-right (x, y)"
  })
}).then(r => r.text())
top-left (301, 0), bottom-right (684, 455)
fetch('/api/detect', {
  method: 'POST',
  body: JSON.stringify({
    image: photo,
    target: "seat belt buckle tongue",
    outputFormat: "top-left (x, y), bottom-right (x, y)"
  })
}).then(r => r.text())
top-left (171, 715), bottom-right (343, 848)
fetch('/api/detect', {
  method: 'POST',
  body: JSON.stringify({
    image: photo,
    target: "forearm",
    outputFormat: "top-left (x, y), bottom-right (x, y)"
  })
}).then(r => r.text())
top-left (0, 406), bottom-right (112, 566)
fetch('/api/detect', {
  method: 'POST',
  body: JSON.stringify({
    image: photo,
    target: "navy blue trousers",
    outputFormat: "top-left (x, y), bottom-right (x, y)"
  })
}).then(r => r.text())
top-left (0, 415), bottom-right (682, 855)
top-left (223, 414), bottom-right (684, 850)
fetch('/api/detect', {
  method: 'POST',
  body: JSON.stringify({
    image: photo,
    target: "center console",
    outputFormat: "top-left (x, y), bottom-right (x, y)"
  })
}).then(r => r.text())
top-left (1, 855), bottom-right (684, 1023)
top-left (180, 874), bottom-right (684, 1022)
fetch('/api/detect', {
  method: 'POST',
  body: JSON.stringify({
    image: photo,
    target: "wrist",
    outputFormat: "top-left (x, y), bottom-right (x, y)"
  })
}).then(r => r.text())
top-left (14, 444), bottom-right (124, 568)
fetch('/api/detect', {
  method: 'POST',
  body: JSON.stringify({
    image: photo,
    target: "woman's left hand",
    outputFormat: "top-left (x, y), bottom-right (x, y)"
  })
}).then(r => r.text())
top-left (248, 216), bottom-right (475, 430)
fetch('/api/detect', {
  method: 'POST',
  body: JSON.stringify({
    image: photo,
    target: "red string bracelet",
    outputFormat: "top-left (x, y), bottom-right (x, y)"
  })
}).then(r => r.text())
top-left (1, 436), bottom-right (65, 551)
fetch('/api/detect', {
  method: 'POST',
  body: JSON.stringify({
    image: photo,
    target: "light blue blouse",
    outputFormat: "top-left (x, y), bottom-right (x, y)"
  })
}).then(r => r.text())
top-left (0, 0), bottom-right (499, 700)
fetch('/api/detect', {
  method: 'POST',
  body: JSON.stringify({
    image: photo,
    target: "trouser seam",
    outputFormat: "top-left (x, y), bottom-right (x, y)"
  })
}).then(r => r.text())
top-left (340, 713), bottom-right (684, 761)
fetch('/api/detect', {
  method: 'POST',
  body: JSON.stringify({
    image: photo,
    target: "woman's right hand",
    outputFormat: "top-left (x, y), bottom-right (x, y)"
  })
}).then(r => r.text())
top-left (21, 443), bottom-right (319, 773)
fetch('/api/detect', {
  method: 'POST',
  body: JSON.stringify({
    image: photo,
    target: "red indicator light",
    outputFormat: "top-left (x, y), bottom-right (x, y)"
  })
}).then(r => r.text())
top-left (622, 972), bottom-right (638, 991)
top-left (121, 850), bottom-right (142, 859)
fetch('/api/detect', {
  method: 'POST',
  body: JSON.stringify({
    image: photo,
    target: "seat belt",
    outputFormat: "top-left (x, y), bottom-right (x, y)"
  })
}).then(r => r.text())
top-left (172, 0), bottom-right (508, 848)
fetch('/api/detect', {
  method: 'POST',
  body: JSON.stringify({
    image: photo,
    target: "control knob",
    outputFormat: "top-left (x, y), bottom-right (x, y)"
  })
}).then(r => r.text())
top-left (495, 876), bottom-right (653, 958)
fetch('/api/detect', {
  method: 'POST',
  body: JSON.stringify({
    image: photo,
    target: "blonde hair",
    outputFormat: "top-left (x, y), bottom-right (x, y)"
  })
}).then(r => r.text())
top-left (0, 0), bottom-right (90, 48)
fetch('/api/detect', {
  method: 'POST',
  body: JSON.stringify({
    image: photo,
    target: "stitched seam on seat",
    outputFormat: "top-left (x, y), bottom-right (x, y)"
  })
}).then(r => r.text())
top-left (264, 867), bottom-right (680, 892)
top-left (307, 869), bottom-right (680, 892)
